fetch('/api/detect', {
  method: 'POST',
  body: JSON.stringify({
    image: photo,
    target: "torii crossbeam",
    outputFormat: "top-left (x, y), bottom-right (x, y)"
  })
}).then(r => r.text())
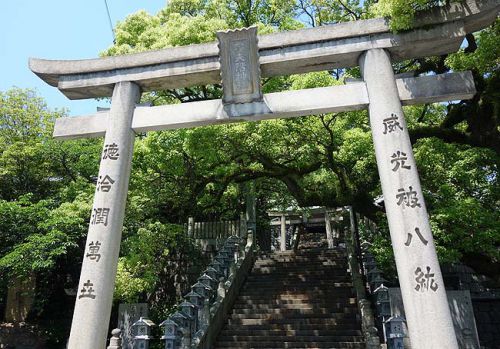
top-left (29, 1), bottom-right (499, 348)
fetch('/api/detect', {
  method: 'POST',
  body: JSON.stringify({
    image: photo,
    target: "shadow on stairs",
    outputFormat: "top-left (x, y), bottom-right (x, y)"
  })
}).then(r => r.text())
top-left (213, 246), bottom-right (365, 349)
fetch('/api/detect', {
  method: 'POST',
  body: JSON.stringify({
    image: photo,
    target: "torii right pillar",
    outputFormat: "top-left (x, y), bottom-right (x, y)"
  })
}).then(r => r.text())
top-left (360, 49), bottom-right (458, 348)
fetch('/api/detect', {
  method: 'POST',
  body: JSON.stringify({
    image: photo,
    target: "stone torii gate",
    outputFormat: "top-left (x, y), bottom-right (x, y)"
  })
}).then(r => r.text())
top-left (29, 1), bottom-right (498, 348)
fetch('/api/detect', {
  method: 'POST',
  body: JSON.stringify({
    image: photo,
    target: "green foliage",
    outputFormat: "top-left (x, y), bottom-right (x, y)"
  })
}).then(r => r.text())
top-left (1, 0), bottom-right (499, 343)
top-left (103, 10), bottom-right (227, 56)
top-left (0, 194), bottom-right (92, 277)
top-left (0, 88), bottom-right (61, 200)
top-left (414, 138), bottom-right (499, 263)
top-left (115, 222), bottom-right (206, 318)
top-left (372, 0), bottom-right (441, 31)
top-left (0, 88), bottom-right (57, 144)
top-left (0, 196), bottom-right (51, 258)
top-left (446, 19), bottom-right (500, 75)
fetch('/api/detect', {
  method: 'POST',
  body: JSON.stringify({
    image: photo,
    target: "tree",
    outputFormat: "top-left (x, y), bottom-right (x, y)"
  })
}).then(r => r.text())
top-left (101, 0), bottom-right (499, 283)
top-left (0, 88), bottom-right (210, 344)
top-left (114, 222), bottom-right (206, 318)
top-left (1, 0), bottom-right (498, 345)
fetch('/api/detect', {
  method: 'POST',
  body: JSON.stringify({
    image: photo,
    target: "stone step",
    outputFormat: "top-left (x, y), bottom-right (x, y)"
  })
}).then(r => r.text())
top-left (219, 329), bottom-right (363, 336)
top-left (223, 323), bottom-right (361, 332)
top-left (227, 317), bottom-right (361, 326)
top-left (258, 252), bottom-right (346, 256)
top-left (239, 288), bottom-right (355, 296)
top-left (232, 300), bottom-right (358, 308)
top-left (243, 280), bottom-right (353, 288)
top-left (213, 246), bottom-right (364, 349)
top-left (234, 296), bottom-right (357, 303)
top-left (245, 278), bottom-right (352, 290)
top-left (259, 250), bottom-right (346, 256)
top-left (256, 254), bottom-right (346, 258)
top-left (255, 258), bottom-right (347, 269)
top-left (252, 266), bottom-right (348, 272)
top-left (247, 278), bottom-right (349, 283)
top-left (236, 294), bottom-right (357, 301)
top-left (250, 266), bottom-right (349, 276)
top-left (254, 259), bottom-right (347, 265)
top-left (252, 266), bottom-right (348, 271)
top-left (214, 341), bottom-right (365, 348)
top-left (230, 308), bottom-right (359, 316)
top-left (261, 248), bottom-right (345, 255)
top-left (227, 312), bottom-right (359, 320)
top-left (250, 270), bottom-right (349, 276)
top-left (253, 263), bottom-right (348, 268)
top-left (257, 253), bottom-right (346, 258)
top-left (217, 335), bottom-right (364, 342)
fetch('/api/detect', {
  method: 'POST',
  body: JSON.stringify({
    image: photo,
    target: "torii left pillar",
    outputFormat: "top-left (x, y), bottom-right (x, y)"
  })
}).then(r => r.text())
top-left (68, 81), bottom-right (140, 349)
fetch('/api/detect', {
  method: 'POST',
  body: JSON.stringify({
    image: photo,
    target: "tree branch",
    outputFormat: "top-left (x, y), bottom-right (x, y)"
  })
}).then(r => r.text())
top-left (337, 0), bottom-right (360, 20)
top-left (409, 126), bottom-right (500, 155)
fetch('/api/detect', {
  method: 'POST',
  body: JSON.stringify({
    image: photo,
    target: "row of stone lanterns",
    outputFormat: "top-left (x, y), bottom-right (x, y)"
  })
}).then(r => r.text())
top-left (361, 241), bottom-right (406, 349)
top-left (131, 317), bottom-right (155, 349)
top-left (128, 235), bottom-right (243, 349)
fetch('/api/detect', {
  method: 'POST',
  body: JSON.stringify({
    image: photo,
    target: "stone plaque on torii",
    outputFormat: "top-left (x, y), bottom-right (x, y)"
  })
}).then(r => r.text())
top-left (29, 1), bottom-right (499, 348)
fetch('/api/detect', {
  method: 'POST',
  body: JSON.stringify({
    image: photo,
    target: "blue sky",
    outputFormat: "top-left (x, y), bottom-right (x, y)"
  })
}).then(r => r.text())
top-left (0, 0), bottom-right (165, 116)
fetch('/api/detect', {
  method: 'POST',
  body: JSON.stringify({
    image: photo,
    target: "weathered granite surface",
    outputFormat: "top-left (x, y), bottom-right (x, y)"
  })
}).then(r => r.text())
top-left (361, 48), bottom-right (458, 349)
top-left (29, 0), bottom-right (498, 99)
top-left (389, 288), bottom-right (481, 349)
top-left (66, 82), bottom-right (140, 349)
top-left (52, 72), bottom-right (475, 140)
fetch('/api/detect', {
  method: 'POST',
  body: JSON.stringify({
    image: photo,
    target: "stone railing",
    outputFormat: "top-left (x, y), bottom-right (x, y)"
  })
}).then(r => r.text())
top-left (346, 209), bottom-right (380, 349)
top-left (158, 231), bottom-right (255, 349)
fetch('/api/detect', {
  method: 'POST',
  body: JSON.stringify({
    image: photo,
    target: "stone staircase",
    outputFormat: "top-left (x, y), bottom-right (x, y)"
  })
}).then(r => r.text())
top-left (214, 247), bottom-right (365, 348)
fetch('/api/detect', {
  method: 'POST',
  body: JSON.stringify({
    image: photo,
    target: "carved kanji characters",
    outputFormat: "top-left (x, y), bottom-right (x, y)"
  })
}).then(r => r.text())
top-left (91, 208), bottom-right (110, 226)
top-left (404, 227), bottom-right (429, 247)
top-left (414, 266), bottom-right (438, 292)
top-left (396, 186), bottom-right (421, 208)
top-left (97, 175), bottom-right (115, 192)
top-left (391, 151), bottom-right (411, 171)
top-left (102, 143), bottom-right (120, 160)
top-left (86, 241), bottom-right (102, 262)
top-left (382, 113), bottom-right (404, 135)
top-left (78, 280), bottom-right (96, 299)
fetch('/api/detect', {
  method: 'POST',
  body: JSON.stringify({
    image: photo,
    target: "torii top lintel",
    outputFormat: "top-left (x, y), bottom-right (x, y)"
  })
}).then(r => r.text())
top-left (29, 0), bottom-right (498, 100)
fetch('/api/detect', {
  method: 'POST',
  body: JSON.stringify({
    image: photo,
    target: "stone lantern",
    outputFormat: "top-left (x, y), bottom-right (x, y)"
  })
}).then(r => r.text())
top-left (223, 242), bottom-right (236, 254)
top-left (226, 236), bottom-right (241, 247)
top-left (369, 274), bottom-right (387, 292)
top-left (363, 259), bottom-right (377, 272)
top-left (180, 301), bottom-right (196, 318)
top-left (211, 260), bottom-right (225, 277)
top-left (222, 251), bottom-right (235, 266)
top-left (179, 300), bottom-right (197, 333)
top-left (385, 315), bottom-right (406, 349)
top-left (215, 254), bottom-right (229, 269)
top-left (373, 284), bottom-right (391, 318)
top-left (199, 273), bottom-right (217, 290)
top-left (192, 281), bottom-right (212, 299)
top-left (360, 241), bottom-right (372, 251)
top-left (131, 317), bottom-right (155, 349)
top-left (160, 318), bottom-right (180, 349)
top-left (362, 252), bottom-right (376, 265)
top-left (367, 266), bottom-right (382, 283)
top-left (170, 311), bottom-right (189, 330)
top-left (185, 290), bottom-right (203, 309)
top-left (204, 267), bottom-right (220, 280)
top-left (170, 311), bottom-right (193, 347)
